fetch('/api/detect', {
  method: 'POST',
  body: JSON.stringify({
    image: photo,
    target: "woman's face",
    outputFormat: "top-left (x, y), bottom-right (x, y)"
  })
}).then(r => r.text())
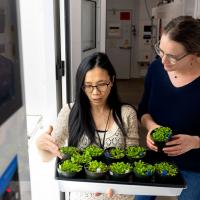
top-left (83, 66), bottom-right (113, 107)
top-left (159, 34), bottom-right (191, 71)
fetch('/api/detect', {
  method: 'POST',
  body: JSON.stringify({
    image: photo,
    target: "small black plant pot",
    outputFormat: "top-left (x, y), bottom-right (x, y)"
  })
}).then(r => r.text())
top-left (150, 132), bottom-right (170, 152)
top-left (104, 147), bottom-right (125, 164)
top-left (155, 173), bottom-right (178, 184)
top-left (125, 146), bottom-right (147, 163)
top-left (57, 167), bottom-right (81, 178)
top-left (105, 156), bottom-right (124, 165)
top-left (154, 161), bottom-right (179, 183)
top-left (150, 126), bottom-right (173, 152)
top-left (126, 154), bottom-right (146, 163)
top-left (108, 161), bottom-right (132, 181)
top-left (154, 141), bottom-right (167, 152)
top-left (109, 171), bottom-right (131, 181)
top-left (92, 155), bottom-right (104, 162)
top-left (59, 146), bottom-right (80, 160)
top-left (57, 159), bottom-right (83, 178)
top-left (82, 145), bottom-right (104, 160)
top-left (133, 170), bottom-right (153, 182)
top-left (84, 166), bottom-right (107, 180)
top-left (60, 153), bottom-right (72, 160)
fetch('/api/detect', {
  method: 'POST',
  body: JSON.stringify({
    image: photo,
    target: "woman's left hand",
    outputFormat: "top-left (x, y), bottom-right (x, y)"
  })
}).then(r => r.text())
top-left (163, 134), bottom-right (200, 156)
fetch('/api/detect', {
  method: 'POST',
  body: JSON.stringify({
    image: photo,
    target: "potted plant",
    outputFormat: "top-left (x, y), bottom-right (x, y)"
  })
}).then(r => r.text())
top-left (126, 146), bottom-right (146, 162)
top-left (59, 146), bottom-right (80, 160)
top-left (109, 161), bottom-right (132, 180)
top-left (155, 162), bottom-right (178, 182)
top-left (70, 153), bottom-right (92, 165)
top-left (84, 160), bottom-right (107, 179)
top-left (150, 126), bottom-right (173, 152)
top-left (57, 160), bottom-right (82, 178)
top-left (104, 147), bottom-right (125, 164)
top-left (133, 160), bottom-right (155, 181)
top-left (83, 145), bottom-right (104, 160)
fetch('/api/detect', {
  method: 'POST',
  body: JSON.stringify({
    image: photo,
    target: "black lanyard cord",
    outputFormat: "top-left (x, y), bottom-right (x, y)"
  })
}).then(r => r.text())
top-left (96, 109), bottom-right (111, 149)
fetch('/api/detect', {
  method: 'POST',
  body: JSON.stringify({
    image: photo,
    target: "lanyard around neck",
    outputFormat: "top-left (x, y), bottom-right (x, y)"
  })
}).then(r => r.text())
top-left (96, 109), bottom-right (111, 149)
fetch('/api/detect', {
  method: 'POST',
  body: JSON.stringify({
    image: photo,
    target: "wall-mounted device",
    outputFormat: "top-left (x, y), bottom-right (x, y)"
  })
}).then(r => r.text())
top-left (143, 25), bottom-right (152, 40)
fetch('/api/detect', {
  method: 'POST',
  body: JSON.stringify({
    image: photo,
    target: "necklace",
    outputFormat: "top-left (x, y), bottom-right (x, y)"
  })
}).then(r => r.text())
top-left (96, 109), bottom-right (111, 149)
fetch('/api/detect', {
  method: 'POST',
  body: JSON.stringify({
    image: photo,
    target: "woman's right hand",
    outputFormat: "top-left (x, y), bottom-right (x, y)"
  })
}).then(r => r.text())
top-left (146, 125), bottom-right (161, 152)
top-left (140, 114), bottom-right (161, 152)
top-left (36, 125), bottom-right (62, 159)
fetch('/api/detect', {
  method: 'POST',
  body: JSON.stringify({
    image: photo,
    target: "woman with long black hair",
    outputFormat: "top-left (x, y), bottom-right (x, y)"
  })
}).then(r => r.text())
top-left (36, 52), bottom-right (139, 200)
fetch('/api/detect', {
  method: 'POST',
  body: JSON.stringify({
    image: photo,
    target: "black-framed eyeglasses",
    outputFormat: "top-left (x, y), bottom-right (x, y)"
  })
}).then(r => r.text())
top-left (82, 82), bottom-right (111, 93)
top-left (154, 41), bottom-right (189, 65)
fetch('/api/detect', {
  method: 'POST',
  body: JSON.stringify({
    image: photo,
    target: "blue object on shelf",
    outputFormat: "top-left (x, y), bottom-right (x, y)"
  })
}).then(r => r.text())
top-left (0, 155), bottom-right (17, 197)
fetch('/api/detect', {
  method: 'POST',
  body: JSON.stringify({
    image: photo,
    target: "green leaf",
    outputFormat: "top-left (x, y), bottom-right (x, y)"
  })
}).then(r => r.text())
top-left (87, 160), bottom-right (107, 173)
top-left (59, 160), bottom-right (82, 173)
top-left (134, 160), bottom-right (155, 176)
top-left (151, 126), bottom-right (172, 142)
top-left (109, 162), bottom-right (132, 174)
top-left (155, 162), bottom-right (178, 177)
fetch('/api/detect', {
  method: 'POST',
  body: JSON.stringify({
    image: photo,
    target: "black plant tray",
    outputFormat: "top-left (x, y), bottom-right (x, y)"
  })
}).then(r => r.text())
top-left (55, 150), bottom-right (186, 196)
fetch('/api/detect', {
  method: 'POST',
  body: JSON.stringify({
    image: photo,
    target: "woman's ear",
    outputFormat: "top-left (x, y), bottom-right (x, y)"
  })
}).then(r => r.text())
top-left (112, 76), bottom-right (115, 83)
top-left (109, 76), bottom-right (115, 87)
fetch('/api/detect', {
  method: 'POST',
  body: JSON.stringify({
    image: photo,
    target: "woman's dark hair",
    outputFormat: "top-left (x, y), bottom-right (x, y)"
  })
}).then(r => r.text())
top-left (68, 52), bottom-right (127, 146)
top-left (163, 16), bottom-right (200, 56)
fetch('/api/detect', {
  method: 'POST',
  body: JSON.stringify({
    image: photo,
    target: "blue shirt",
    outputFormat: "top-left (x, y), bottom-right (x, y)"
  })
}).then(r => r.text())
top-left (138, 58), bottom-right (200, 172)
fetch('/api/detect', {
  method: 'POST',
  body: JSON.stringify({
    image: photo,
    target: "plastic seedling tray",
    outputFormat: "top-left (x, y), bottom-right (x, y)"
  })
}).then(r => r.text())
top-left (55, 150), bottom-right (186, 196)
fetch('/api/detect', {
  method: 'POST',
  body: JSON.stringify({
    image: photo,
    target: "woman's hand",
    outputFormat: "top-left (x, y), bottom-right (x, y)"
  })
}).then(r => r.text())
top-left (146, 125), bottom-right (161, 152)
top-left (36, 125), bottom-right (62, 159)
top-left (163, 134), bottom-right (200, 156)
top-left (95, 188), bottom-right (113, 198)
top-left (140, 114), bottom-right (161, 152)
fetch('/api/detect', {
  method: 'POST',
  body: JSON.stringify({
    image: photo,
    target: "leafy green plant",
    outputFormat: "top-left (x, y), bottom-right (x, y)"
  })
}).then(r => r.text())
top-left (134, 160), bottom-right (155, 176)
top-left (58, 160), bottom-right (82, 173)
top-left (151, 126), bottom-right (172, 142)
top-left (86, 160), bottom-right (107, 173)
top-left (108, 147), bottom-right (125, 159)
top-left (126, 146), bottom-right (146, 159)
top-left (59, 146), bottom-right (80, 155)
top-left (109, 162), bottom-right (132, 174)
top-left (70, 153), bottom-right (92, 165)
top-left (83, 145), bottom-right (104, 157)
top-left (155, 162), bottom-right (178, 177)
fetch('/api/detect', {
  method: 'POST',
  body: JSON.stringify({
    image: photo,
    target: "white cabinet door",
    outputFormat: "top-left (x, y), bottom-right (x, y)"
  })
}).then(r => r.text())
top-left (106, 9), bottom-right (132, 79)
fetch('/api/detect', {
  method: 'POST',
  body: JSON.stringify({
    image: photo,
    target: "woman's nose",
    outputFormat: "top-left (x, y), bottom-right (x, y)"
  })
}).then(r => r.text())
top-left (91, 86), bottom-right (100, 94)
top-left (161, 54), bottom-right (169, 65)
